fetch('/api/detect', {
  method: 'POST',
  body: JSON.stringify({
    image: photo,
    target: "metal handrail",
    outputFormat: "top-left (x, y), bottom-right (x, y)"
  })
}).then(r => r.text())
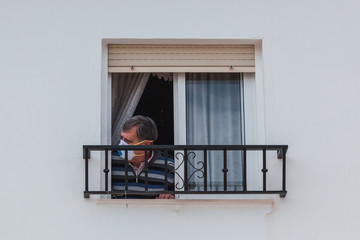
top-left (83, 145), bottom-right (288, 198)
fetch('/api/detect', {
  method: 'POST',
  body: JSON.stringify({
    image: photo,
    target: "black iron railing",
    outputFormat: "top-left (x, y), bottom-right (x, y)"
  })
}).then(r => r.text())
top-left (83, 145), bottom-right (288, 198)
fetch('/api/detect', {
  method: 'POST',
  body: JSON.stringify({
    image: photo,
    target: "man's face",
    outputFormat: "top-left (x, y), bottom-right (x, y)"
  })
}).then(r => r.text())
top-left (120, 126), bottom-right (151, 166)
top-left (120, 126), bottom-right (139, 145)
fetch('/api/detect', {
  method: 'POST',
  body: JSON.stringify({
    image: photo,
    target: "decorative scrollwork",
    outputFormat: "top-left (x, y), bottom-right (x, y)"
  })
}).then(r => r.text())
top-left (174, 152), bottom-right (185, 190)
top-left (174, 151), bottom-right (205, 190)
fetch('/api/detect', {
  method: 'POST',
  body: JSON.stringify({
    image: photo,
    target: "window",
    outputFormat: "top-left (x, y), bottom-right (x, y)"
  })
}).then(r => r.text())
top-left (172, 72), bottom-right (258, 198)
top-left (185, 73), bottom-right (245, 191)
top-left (110, 72), bottom-right (253, 194)
top-left (92, 40), bottom-right (286, 199)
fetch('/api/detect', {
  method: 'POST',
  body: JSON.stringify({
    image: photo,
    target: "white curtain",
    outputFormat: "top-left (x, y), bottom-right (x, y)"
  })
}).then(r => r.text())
top-left (151, 73), bottom-right (173, 81)
top-left (186, 73), bottom-right (244, 191)
top-left (112, 73), bottom-right (150, 145)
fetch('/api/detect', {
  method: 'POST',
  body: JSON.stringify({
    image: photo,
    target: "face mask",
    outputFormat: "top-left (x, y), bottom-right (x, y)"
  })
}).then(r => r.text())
top-left (118, 140), bottom-right (135, 160)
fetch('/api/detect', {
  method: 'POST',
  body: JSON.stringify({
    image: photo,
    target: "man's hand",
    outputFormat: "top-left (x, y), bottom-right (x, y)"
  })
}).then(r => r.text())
top-left (156, 194), bottom-right (175, 199)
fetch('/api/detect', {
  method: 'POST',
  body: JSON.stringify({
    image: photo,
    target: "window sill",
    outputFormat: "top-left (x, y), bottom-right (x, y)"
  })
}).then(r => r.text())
top-left (97, 198), bottom-right (274, 206)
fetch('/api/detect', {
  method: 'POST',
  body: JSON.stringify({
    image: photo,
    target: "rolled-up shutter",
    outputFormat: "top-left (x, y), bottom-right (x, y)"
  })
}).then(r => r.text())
top-left (108, 44), bottom-right (255, 73)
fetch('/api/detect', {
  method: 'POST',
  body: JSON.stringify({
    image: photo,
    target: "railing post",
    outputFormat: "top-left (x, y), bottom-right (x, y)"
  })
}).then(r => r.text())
top-left (223, 149), bottom-right (228, 191)
top-left (203, 149), bottom-right (207, 192)
top-left (164, 150), bottom-right (168, 191)
top-left (104, 149), bottom-right (109, 192)
top-left (243, 149), bottom-right (247, 191)
top-left (281, 147), bottom-right (287, 197)
top-left (184, 149), bottom-right (188, 191)
top-left (83, 147), bottom-right (90, 198)
top-left (144, 150), bottom-right (148, 191)
top-left (125, 150), bottom-right (128, 191)
top-left (262, 149), bottom-right (268, 191)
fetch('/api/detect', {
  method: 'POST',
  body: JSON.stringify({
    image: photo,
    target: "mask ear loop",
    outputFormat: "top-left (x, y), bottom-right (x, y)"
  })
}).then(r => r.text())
top-left (133, 140), bottom-right (153, 145)
top-left (133, 153), bottom-right (146, 157)
top-left (133, 140), bottom-right (154, 156)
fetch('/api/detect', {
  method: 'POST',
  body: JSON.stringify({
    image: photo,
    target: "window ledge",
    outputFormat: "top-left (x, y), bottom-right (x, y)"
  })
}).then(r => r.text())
top-left (97, 198), bottom-right (274, 206)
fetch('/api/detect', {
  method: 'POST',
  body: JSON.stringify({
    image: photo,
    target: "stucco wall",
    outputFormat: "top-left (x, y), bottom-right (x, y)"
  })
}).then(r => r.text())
top-left (1, 0), bottom-right (360, 239)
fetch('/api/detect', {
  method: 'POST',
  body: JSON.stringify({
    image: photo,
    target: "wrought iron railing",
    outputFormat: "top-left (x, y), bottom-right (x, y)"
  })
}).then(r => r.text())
top-left (83, 145), bottom-right (288, 198)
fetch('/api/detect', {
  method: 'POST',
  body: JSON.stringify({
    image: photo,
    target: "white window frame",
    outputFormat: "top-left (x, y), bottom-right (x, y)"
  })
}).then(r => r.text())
top-left (173, 72), bottom-right (261, 199)
top-left (100, 39), bottom-right (266, 199)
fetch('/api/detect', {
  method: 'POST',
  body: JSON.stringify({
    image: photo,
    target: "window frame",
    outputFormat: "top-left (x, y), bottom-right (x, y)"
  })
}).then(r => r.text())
top-left (100, 39), bottom-right (266, 198)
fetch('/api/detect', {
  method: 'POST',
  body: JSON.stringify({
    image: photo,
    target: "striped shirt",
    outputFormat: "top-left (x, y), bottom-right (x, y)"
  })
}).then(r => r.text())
top-left (111, 150), bottom-right (174, 199)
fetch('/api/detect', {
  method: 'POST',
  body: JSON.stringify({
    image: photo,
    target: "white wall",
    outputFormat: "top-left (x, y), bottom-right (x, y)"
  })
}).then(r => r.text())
top-left (1, 0), bottom-right (360, 239)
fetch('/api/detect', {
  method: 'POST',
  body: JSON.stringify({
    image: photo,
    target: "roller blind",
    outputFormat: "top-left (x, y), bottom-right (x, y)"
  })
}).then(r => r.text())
top-left (108, 44), bottom-right (255, 73)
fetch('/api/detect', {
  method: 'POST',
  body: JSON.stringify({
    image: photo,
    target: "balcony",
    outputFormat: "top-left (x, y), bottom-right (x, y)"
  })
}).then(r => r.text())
top-left (82, 145), bottom-right (288, 199)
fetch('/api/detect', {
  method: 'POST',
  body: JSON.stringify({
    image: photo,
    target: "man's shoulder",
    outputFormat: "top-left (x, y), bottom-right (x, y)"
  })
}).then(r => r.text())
top-left (153, 150), bottom-right (174, 160)
top-left (151, 151), bottom-right (174, 168)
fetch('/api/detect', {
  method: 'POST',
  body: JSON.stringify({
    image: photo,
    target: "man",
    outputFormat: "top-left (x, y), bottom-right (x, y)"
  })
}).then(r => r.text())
top-left (112, 115), bottom-right (174, 199)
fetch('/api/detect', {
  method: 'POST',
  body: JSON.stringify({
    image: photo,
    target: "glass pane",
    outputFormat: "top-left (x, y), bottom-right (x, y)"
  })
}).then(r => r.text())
top-left (186, 73), bottom-right (244, 191)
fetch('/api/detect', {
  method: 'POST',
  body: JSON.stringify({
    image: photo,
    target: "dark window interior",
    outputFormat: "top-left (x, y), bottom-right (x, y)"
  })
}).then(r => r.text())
top-left (134, 74), bottom-right (174, 145)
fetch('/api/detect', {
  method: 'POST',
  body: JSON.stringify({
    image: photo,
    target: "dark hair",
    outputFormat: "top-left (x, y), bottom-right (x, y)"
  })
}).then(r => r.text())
top-left (122, 115), bottom-right (158, 141)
